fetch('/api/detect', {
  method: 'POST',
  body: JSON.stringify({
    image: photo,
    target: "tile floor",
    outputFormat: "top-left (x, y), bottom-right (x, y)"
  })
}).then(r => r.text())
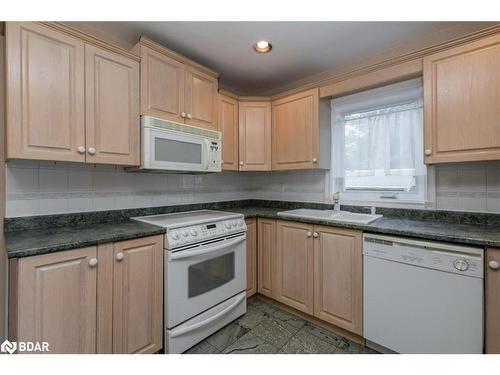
top-left (184, 297), bottom-right (379, 354)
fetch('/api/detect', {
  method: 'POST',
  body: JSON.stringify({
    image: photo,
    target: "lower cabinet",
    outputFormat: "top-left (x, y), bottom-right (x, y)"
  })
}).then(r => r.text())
top-left (313, 226), bottom-right (363, 335)
top-left (276, 220), bottom-right (314, 315)
top-left (486, 247), bottom-right (500, 354)
top-left (272, 220), bottom-right (363, 335)
top-left (257, 218), bottom-right (276, 299)
top-left (9, 235), bottom-right (163, 354)
top-left (245, 218), bottom-right (257, 297)
top-left (9, 246), bottom-right (98, 353)
top-left (111, 237), bottom-right (163, 354)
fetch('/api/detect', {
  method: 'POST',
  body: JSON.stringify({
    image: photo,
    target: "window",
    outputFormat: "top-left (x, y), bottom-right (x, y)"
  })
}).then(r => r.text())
top-left (331, 78), bottom-right (427, 205)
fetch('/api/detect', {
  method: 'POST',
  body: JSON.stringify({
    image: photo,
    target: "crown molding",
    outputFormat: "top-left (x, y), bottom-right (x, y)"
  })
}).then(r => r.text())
top-left (238, 96), bottom-right (272, 102)
top-left (218, 89), bottom-right (239, 100)
top-left (36, 22), bottom-right (140, 62)
top-left (270, 24), bottom-right (500, 100)
top-left (138, 36), bottom-right (219, 78)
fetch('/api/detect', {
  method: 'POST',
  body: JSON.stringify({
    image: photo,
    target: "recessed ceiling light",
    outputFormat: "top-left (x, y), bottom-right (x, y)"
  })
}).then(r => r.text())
top-left (253, 40), bottom-right (272, 54)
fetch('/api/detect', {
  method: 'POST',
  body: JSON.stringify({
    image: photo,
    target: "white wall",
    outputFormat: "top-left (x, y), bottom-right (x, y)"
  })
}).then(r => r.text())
top-left (5, 160), bottom-right (500, 217)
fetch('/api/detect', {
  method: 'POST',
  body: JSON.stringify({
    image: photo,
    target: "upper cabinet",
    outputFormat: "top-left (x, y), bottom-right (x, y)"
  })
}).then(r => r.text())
top-left (218, 93), bottom-right (239, 171)
top-left (6, 22), bottom-right (86, 162)
top-left (238, 99), bottom-right (272, 171)
top-left (184, 67), bottom-right (218, 130)
top-left (137, 37), bottom-right (219, 132)
top-left (140, 46), bottom-right (185, 123)
top-left (272, 88), bottom-right (319, 170)
top-left (424, 34), bottom-right (500, 164)
top-left (6, 22), bottom-right (141, 165)
top-left (85, 45), bottom-right (140, 166)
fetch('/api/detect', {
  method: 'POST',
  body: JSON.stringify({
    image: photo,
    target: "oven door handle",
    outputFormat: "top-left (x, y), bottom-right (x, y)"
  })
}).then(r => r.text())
top-left (169, 235), bottom-right (246, 261)
top-left (169, 293), bottom-right (246, 339)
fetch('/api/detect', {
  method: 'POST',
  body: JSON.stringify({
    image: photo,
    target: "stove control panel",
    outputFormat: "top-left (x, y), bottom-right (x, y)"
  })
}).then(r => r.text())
top-left (166, 218), bottom-right (246, 249)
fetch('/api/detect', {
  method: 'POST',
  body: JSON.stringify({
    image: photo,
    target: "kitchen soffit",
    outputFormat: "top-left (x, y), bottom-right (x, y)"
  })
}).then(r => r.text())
top-left (69, 21), bottom-right (496, 95)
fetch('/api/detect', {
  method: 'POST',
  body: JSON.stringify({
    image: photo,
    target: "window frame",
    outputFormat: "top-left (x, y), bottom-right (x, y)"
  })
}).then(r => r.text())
top-left (330, 78), bottom-right (428, 207)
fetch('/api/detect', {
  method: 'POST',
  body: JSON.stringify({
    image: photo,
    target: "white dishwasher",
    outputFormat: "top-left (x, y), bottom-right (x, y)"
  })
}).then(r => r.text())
top-left (363, 233), bottom-right (484, 354)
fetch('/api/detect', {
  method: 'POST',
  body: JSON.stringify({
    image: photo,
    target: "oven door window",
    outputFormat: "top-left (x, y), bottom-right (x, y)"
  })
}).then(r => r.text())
top-left (188, 252), bottom-right (235, 298)
top-left (155, 137), bottom-right (202, 164)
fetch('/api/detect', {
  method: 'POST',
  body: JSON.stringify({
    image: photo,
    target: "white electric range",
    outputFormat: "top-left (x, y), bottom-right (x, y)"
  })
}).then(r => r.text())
top-left (133, 210), bottom-right (247, 354)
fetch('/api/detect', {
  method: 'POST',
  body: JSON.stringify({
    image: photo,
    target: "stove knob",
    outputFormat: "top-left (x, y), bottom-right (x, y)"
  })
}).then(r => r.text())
top-left (190, 228), bottom-right (198, 236)
top-left (225, 223), bottom-right (231, 229)
top-left (182, 230), bottom-right (189, 237)
top-left (171, 231), bottom-right (179, 240)
top-left (238, 220), bottom-right (243, 227)
top-left (232, 221), bottom-right (237, 227)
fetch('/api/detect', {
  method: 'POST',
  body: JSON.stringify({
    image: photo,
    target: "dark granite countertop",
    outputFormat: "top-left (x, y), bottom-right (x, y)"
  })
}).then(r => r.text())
top-left (6, 220), bottom-right (166, 258)
top-left (5, 200), bottom-right (500, 258)
top-left (227, 207), bottom-right (500, 248)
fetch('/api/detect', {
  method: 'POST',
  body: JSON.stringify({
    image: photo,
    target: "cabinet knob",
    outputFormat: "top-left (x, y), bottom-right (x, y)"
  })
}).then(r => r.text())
top-left (186, 113), bottom-right (192, 119)
top-left (312, 158), bottom-right (318, 164)
top-left (489, 260), bottom-right (500, 270)
top-left (77, 146), bottom-right (86, 154)
top-left (88, 258), bottom-right (98, 268)
top-left (181, 112), bottom-right (187, 118)
top-left (313, 232), bottom-right (319, 238)
top-left (306, 231), bottom-right (312, 238)
top-left (87, 147), bottom-right (96, 155)
top-left (239, 161), bottom-right (244, 166)
top-left (424, 149), bottom-right (432, 156)
top-left (116, 252), bottom-right (125, 262)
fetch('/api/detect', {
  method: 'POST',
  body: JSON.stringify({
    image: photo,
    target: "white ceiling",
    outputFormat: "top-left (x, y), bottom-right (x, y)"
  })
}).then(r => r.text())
top-left (77, 22), bottom-right (495, 95)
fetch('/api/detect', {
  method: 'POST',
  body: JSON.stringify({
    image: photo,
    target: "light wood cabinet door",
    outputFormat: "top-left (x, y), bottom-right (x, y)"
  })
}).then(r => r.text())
top-left (272, 88), bottom-right (319, 170)
top-left (85, 44), bottom-right (140, 166)
top-left (10, 247), bottom-right (98, 353)
top-left (245, 218), bottom-right (257, 297)
top-left (238, 101), bottom-right (272, 171)
top-left (313, 226), bottom-right (363, 335)
top-left (486, 247), bottom-right (500, 354)
top-left (257, 218), bottom-right (276, 299)
top-left (276, 220), bottom-right (314, 314)
top-left (112, 236), bottom-right (163, 354)
top-left (218, 94), bottom-right (239, 170)
top-left (6, 22), bottom-right (86, 162)
top-left (185, 67), bottom-right (218, 131)
top-left (140, 45), bottom-right (185, 123)
top-left (424, 34), bottom-right (500, 164)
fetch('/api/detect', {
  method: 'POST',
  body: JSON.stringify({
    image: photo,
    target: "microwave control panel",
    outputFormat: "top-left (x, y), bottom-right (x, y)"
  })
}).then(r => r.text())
top-left (207, 140), bottom-right (222, 172)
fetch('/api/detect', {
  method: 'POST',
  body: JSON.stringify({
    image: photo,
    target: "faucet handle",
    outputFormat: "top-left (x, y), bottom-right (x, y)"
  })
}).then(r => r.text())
top-left (332, 192), bottom-right (340, 203)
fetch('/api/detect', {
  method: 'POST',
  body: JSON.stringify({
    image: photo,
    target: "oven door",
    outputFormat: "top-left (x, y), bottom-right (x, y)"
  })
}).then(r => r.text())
top-left (165, 233), bottom-right (246, 328)
top-left (143, 126), bottom-right (209, 171)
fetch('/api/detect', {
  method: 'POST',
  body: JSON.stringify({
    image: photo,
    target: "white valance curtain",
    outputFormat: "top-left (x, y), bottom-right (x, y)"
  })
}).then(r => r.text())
top-left (331, 78), bottom-right (425, 191)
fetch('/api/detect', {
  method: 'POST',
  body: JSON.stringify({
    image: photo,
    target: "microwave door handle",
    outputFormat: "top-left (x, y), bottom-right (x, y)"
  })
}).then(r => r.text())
top-left (169, 235), bottom-right (246, 261)
top-left (203, 140), bottom-right (210, 170)
top-left (169, 293), bottom-right (246, 338)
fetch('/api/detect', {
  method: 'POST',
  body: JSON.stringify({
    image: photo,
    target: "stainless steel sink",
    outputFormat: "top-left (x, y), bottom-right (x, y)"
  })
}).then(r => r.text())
top-left (277, 208), bottom-right (382, 225)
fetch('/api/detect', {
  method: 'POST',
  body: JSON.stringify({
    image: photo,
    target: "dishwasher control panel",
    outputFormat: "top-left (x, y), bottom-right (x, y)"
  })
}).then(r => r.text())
top-left (363, 234), bottom-right (484, 278)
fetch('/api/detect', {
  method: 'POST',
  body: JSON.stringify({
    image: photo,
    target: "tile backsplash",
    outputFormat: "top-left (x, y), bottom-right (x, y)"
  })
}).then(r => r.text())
top-left (5, 160), bottom-right (500, 217)
top-left (435, 161), bottom-right (500, 213)
top-left (5, 160), bottom-right (254, 217)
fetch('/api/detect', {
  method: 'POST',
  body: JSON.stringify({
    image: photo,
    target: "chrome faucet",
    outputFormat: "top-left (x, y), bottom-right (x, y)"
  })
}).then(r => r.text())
top-left (332, 192), bottom-right (340, 212)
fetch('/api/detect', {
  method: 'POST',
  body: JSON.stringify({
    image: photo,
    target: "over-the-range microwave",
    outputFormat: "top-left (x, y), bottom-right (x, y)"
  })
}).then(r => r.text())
top-left (129, 116), bottom-right (222, 173)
